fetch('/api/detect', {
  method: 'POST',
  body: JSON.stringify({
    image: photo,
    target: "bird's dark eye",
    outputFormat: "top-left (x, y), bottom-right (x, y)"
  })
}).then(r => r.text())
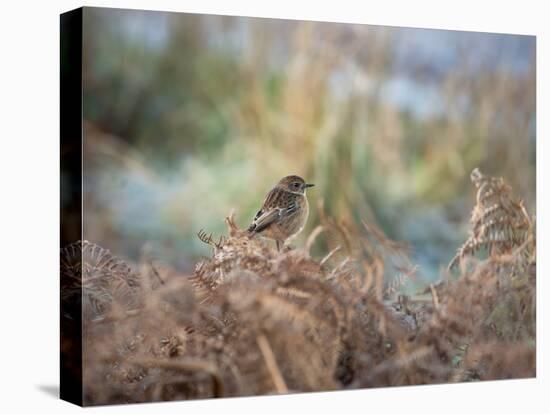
top-left (293, 182), bottom-right (300, 188)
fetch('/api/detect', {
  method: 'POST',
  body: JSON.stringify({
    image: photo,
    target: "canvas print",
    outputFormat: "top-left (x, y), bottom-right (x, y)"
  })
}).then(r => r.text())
top-left (60, 7), bottom-right (536, 406)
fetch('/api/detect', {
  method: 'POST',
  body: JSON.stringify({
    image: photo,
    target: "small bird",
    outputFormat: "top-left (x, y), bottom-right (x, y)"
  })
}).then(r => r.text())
top-left (247, 175), bottom-right (314, 251)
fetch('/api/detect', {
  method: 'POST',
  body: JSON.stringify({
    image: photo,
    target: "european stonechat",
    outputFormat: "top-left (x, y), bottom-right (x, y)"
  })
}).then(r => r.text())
top-left (247, 175), bottom-right (314, 250)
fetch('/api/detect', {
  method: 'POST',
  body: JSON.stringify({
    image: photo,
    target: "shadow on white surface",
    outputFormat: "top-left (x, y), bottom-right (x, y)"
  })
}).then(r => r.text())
top-left (36, 384), bottom-right (59, 399)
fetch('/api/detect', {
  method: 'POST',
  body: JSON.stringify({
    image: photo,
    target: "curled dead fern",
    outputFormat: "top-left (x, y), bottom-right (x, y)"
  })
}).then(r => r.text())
top-left (449, 168), bottom-right (532, 270)
top-left (61, 240), bottom-right (138, 320)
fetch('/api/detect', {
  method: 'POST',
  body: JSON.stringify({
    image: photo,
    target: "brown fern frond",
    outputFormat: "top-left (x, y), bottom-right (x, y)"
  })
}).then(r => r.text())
top-left (449, 168), bottom-right (532, 270)
top-left (197, 229), bottom-right (214, 246)
top-left (61, 240), bottom-right (138, 320)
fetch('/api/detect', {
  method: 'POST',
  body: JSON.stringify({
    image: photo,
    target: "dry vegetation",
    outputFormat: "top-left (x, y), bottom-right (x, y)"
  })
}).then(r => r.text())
top-left (62, 170), bottom-right (535, 406)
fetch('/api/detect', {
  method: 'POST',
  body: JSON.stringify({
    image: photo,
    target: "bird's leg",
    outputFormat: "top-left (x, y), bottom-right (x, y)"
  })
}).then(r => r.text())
top-left (276, 240), bottom-right (282, 252)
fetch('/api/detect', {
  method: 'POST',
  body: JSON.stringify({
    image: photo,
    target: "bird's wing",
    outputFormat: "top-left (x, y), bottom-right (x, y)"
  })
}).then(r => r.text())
top-left (250, 208), bottom-right (281, 233)
top-left (251, 201), bottom-right (299, 233)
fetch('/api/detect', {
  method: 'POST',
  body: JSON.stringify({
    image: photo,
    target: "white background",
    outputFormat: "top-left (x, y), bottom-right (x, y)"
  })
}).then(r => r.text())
top-left (0, 0), bottom-right (547, 412)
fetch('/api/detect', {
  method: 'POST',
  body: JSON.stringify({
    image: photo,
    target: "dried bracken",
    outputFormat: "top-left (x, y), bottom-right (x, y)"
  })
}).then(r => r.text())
top-left (448, 168), bottom-right (532, 270)
top-left (62, 170), bottom-right (535, 405)
top-left (61, 240), bottom-right (139, 321)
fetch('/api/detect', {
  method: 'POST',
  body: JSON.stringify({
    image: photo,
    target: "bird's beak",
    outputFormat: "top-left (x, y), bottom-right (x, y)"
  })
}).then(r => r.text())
top-left (305, 183), bottom-right (315, 188)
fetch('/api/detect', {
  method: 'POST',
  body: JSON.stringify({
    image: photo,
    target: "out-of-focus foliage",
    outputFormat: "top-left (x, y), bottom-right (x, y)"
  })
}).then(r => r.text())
top-left (82, 8), bottom-right (535, 283)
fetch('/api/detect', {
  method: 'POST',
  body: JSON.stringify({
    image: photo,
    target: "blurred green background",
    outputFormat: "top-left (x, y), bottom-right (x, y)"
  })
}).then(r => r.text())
top-left (82, 8), bottom-right (536, 281)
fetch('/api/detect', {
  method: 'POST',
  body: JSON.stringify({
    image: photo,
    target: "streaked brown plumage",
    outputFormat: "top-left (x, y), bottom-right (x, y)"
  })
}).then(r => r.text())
top-left (248, 175), bottom-right (314, 250)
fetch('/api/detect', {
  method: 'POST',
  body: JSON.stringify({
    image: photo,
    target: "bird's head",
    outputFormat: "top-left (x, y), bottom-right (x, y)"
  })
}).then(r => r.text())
top-left (278, 175), bottom-right (315, 194)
